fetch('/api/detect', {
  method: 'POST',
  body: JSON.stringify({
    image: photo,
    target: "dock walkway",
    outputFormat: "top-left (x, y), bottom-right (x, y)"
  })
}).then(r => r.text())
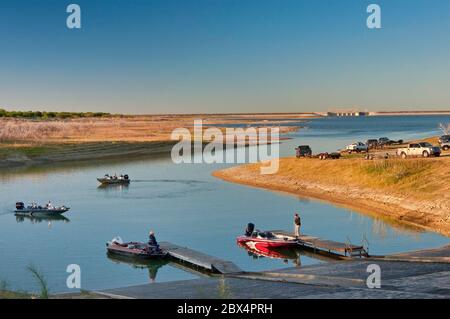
top-left (93, 245), bottom-right (450, 299)
top-left (160, 242), bottom-right (242, 274)
top-left (270, 230), bottom-right (368, 258)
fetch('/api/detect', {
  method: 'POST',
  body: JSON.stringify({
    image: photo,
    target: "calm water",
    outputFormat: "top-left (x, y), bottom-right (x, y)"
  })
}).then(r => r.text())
top-left (0, 115), bottom-right (449, 293)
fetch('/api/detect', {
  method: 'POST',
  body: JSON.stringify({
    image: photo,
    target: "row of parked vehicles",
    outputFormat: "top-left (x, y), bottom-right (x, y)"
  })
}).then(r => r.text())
top-left (346, 137), bottom-right (403, 153)
top-left (296, 135), bottom-right (449, 160)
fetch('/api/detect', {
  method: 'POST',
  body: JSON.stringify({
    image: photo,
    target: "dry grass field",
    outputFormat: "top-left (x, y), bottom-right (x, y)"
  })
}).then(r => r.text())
top-left (0, 113), bottom-right (312, 143)
top-left (0, 114), bottom-right (307, 167)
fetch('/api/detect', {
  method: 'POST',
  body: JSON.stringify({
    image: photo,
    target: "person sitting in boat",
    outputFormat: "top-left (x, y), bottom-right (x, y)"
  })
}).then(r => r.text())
top-left (148, 231), bottom-right (159, 249)
top-left (46, 201), bottom-right (54, 210)
top-left (245, 223), bottom-right (255, 237)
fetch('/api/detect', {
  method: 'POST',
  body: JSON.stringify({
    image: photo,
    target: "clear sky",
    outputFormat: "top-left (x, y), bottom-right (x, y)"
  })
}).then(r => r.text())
top-left (0, 0), bottom-right (449, 114)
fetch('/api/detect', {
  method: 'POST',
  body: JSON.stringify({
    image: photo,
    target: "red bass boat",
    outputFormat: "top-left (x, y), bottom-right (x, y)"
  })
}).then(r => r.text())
top-left (236, 230), bottom-right (298, 249)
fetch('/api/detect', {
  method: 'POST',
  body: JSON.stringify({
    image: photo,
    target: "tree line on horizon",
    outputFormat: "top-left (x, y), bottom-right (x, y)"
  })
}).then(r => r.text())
top-left (0, 109), bottom-right (111, 119)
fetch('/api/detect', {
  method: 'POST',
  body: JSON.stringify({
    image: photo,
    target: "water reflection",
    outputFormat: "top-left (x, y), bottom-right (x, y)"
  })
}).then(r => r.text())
top-left (106, 253), bottom-right (169, 283)
top-left (237, 241), bottom-right (344, 266)
top-left (237, 242), bottom-right (301, 266)
top-left (15, 214), bottom-right (70, 225)
top-left (97, 183), bottom-right (130, 191)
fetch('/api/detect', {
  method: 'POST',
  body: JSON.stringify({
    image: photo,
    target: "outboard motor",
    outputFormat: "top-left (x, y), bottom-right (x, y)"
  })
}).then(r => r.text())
top-left (124, 174), bottom-right (129, 180)
top-left (245, 223), bottom-right (255, 236)
top-left (16, 202), bottom-right (24, 210)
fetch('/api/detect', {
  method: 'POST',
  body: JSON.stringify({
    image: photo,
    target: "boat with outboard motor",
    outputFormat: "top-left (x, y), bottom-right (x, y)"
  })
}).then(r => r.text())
top-left (237, 232), bottom-right (298, 249)
top-left (237, 223), bottom-right (298, 249)
top-left (97, 174), bottom-right (130, 185)
top-left (106, 237), bottom-right (167, 259)
top-left (14, 202), bottom-right (70, 216)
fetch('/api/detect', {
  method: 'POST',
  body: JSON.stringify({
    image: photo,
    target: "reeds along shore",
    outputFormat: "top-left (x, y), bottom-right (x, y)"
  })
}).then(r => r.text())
top-left (0, 115), bottom-right (303, 168)
top-left (213, 155), bottom-right (450, 237)
top-left (0, 114), bottom-right (310, 144)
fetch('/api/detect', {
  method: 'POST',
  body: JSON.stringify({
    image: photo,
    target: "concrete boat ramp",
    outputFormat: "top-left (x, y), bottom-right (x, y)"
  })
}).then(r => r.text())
top-left (94, 244), bottom-right (450, 299)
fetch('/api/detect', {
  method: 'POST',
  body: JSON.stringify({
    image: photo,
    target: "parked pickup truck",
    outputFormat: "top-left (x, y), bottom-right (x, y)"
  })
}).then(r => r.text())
top-left (397, 142), bottom-right (441, 158)
top-left (346, 142), bottom-right (368, 153)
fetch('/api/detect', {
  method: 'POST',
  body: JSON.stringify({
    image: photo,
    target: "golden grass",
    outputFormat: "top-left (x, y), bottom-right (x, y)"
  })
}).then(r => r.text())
top-left (273, 157), bottom-right (449, 199)
top-left (0, 114), bottom-right (302, 144)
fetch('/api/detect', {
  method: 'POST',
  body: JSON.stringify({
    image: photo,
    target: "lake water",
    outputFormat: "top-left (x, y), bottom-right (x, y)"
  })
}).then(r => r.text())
top-left (0, 115), bottom-right (449, 293)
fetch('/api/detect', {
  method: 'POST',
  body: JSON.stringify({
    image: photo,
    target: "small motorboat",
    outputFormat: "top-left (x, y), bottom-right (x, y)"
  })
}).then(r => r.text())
top-left (106, 237), bottom-right (167, 259)
top-left (14, 202), bottom-right (70, 216)
top-left (237, 230), bottom-right (298, 249)
top-left (97, 174), bottom-right (130, 185)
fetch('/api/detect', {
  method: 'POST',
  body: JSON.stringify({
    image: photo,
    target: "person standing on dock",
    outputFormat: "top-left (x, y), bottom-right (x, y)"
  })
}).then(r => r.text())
top-left (294, 213), bottom-right (301, 238)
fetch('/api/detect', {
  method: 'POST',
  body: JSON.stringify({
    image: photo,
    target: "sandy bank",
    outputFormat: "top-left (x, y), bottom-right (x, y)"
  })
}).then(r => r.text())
top-left (213, 156), bottom-right (450, 237)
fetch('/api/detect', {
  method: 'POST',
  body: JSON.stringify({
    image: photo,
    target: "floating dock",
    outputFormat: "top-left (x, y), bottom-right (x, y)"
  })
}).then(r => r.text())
top-left (269, 230), bottom-right (368, 259)
top-left (96, 244), bottom-right (450, 299)
top-left (160, 242), bottom-right (242, 274)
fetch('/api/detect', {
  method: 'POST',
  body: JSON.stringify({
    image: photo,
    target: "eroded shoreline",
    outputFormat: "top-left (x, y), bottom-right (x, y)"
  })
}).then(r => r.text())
top-left (213, 157), bottom-right (450, 237)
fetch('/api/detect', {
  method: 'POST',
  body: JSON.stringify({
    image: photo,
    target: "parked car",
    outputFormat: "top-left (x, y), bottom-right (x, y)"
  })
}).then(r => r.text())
top-left (397, 142), bottom-right (441, 158)
top-left (438, 135), bottom-right (450, 144)
top-left (295, 145), bottom-right (312, 158)
top-left (441, 141), bottom-right (450, 151)
top-left (346, 142), bottom-right (368, 153)
top-left (367, 139), bottom-right (379, 149)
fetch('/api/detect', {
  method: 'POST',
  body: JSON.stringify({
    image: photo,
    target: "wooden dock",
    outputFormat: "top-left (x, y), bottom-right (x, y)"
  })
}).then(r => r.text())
top-left (160, 242), bottom-right (242, 274)
top-left (269, 230), bottom-right (368, 259)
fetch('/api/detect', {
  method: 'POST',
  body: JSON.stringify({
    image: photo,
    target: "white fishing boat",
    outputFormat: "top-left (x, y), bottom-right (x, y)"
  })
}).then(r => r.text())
top-left (97, 174), bottom-right (130, 185)
top-left (14, 202), bottom-right (70, 216)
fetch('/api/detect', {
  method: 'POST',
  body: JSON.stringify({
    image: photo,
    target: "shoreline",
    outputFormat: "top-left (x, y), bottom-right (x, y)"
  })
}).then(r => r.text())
top-left (0, 141), bottom-right (177, 170)
top-left (213, 157), bottom-right (450, 237)
top-left (212, 169), bottom-right (428, 234)
top-left (0, 114), bottom-right (302, 170)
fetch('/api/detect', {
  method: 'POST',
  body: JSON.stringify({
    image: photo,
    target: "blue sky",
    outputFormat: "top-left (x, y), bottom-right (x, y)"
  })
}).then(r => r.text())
top-left (0, 0), bottom-right (449, 114)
